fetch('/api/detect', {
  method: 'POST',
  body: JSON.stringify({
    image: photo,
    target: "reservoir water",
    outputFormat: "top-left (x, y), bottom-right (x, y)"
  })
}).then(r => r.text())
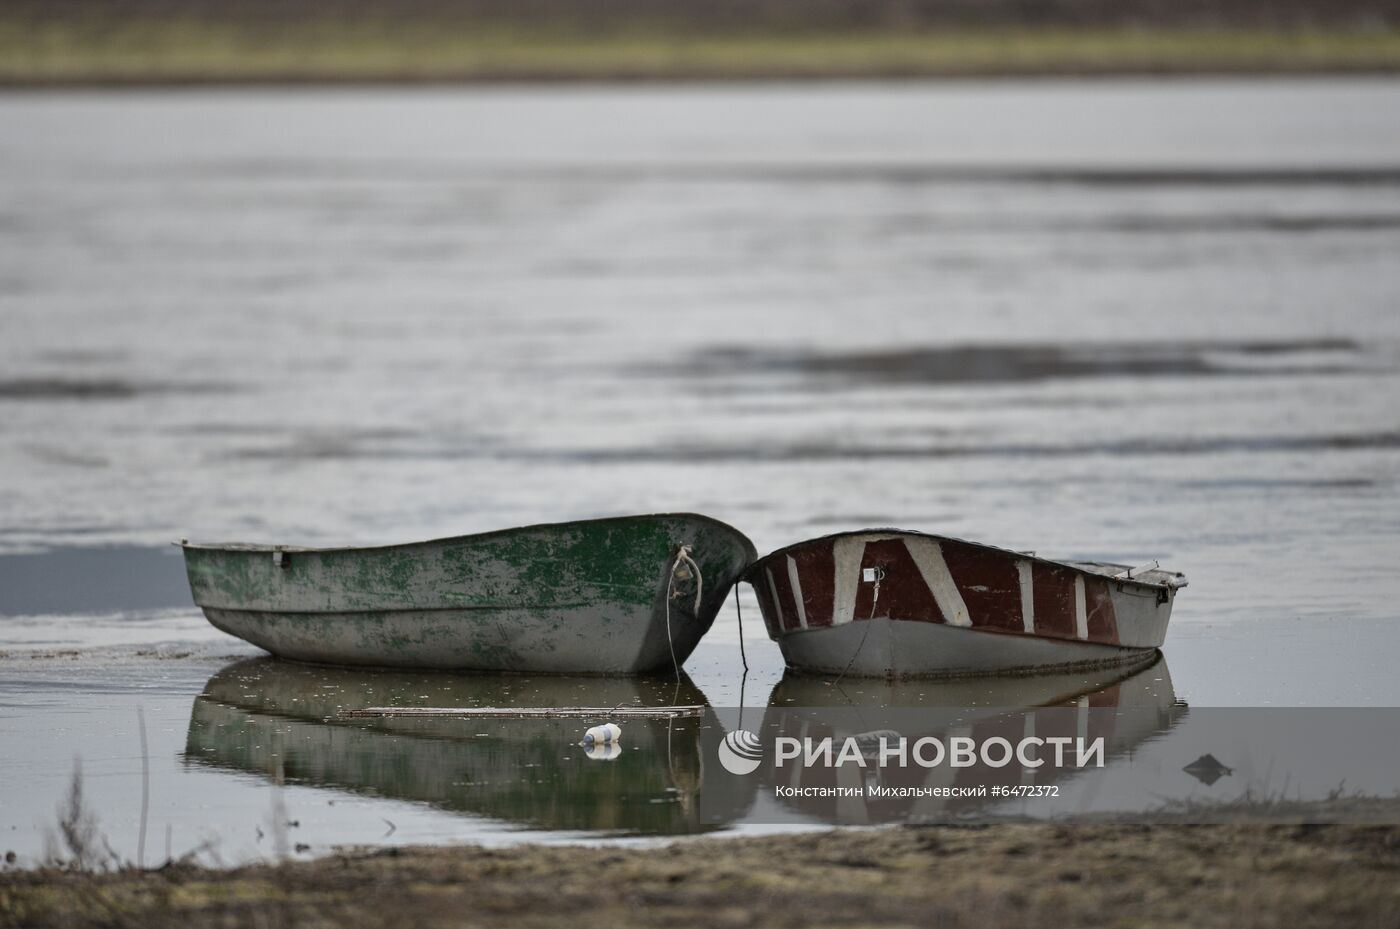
top-left (3, 79), bottom-right (1400, 864)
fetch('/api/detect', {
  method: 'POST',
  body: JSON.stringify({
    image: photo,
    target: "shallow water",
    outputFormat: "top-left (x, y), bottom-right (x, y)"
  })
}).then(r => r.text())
top-left (2, 79), bottom-right (1400, 864)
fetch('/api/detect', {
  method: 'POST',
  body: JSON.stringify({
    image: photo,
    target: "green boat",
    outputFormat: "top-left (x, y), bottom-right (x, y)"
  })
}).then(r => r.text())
top-left (180, 513), bottom-right (756, 674)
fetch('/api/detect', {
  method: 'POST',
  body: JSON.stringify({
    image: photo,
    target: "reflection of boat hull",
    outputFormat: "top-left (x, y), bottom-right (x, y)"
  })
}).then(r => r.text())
top-left (760, 653), bottom-right (1183, 824)
top-left (747, 530), bottom-right (1185, 677)
top-left (184, 658), bottom-right (754, 834)
top-left (181, 514), bottom-right (756, 674)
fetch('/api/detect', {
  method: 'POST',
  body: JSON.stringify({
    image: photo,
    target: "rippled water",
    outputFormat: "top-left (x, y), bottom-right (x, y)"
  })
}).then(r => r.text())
top-left (2, 79), bottom-right (1400, 863)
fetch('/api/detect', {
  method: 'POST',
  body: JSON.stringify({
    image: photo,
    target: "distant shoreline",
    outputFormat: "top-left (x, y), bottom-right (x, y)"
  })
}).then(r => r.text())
top-left (6, 69), bottom-right (1400, 91)
top-left (3, 28), bottom-right (1400, 87)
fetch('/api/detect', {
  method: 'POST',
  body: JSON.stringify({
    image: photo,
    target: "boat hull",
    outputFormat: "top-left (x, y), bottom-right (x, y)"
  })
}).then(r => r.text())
top-left (746, 530), bottom-right (1183, 678)
top-left (774, 617), bottom-right (1153, 678)
top-left (182, 514), bottom-right (756, 674)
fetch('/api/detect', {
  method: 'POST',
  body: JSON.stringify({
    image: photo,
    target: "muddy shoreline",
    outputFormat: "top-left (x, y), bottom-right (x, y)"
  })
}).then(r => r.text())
top-left (5, 822), bottom-right (1399, 928)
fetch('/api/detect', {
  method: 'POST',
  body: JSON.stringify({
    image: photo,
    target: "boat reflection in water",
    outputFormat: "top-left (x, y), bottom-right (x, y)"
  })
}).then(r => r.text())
top-left (184, 658), bottom-right (754, 835)
top-left (758, 652), bottom-right (1185, 824)
top-left (186, 654), bottom-right (1184, 833)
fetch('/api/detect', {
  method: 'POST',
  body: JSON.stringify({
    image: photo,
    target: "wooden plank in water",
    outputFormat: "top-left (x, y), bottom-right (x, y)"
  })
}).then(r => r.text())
top-left (342, 705), bottom-right (705, 720)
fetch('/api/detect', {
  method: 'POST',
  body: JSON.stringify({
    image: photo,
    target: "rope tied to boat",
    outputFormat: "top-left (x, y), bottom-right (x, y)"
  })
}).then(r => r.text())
top-left (733, 583), bottom-right (749, 673)
top-left (733, 583), bottom-right (750, 725)
top-left (664, 543), bottom-right (704, 682)
top-left (833, 566), bottom-right (883, 685)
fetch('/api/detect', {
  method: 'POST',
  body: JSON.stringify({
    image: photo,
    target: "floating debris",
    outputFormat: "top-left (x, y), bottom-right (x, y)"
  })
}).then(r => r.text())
top-left (345, 706), bottom-right (700, 720)
top-left (582, 723), bottom-right (622, 746)
top-left (1183, 753), bottom-right (1235, 786)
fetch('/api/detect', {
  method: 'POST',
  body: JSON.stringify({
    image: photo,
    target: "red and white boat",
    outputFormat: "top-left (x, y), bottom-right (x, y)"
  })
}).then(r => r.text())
top-left (745, 529), bottom-right (1186, 678)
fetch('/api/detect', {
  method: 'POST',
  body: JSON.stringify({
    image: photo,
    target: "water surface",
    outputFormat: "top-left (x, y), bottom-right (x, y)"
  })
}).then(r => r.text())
top-left (3, 79), bottom-right (1400, 864)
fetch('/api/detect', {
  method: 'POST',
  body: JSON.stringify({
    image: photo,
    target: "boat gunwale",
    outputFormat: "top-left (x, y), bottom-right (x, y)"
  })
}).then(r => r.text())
top-left (744, 527), bottom-right (1185, 591)
top-left (176, 511), bottom-right (758, 560)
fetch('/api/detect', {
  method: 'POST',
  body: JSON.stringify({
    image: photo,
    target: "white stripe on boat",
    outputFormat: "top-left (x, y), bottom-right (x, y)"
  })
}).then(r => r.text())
top-left (786, 555), bottom-right (808, 629)
top-left (765, 567), bottom-right (785, 628)
top-left (790, 717), bottom-right (810, 790)
top-left (914, 723), bottom-right (970, 801)
top-left (1021, 712), bottom-right (1037, 785)
top-left (831, 537), bottom-right (867, 627)
top-left (1017, 560), bottom-right (1035, 634)
top-left (903, 537), bottom-right (971, 628)
top-left (1074, 575), bottom-right (1088, 640)
top-left (837, 762), bottom-right (867, 824)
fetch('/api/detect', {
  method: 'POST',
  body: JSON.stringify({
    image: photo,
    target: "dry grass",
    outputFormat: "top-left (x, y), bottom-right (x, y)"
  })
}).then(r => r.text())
top-left (4, 821), bottom-right (1400, 928)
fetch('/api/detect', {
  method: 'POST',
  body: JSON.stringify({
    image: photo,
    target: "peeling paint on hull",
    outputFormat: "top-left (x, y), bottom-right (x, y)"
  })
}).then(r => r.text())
top-left (746, 529), bottom-right (1186, 679)
top-left (181, 514), bottom-right (757, 674)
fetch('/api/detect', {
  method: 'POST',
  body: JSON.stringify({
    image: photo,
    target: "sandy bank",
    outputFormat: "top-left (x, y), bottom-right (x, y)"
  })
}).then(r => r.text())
top-left (5, 821), bottom-right (1400, 928)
